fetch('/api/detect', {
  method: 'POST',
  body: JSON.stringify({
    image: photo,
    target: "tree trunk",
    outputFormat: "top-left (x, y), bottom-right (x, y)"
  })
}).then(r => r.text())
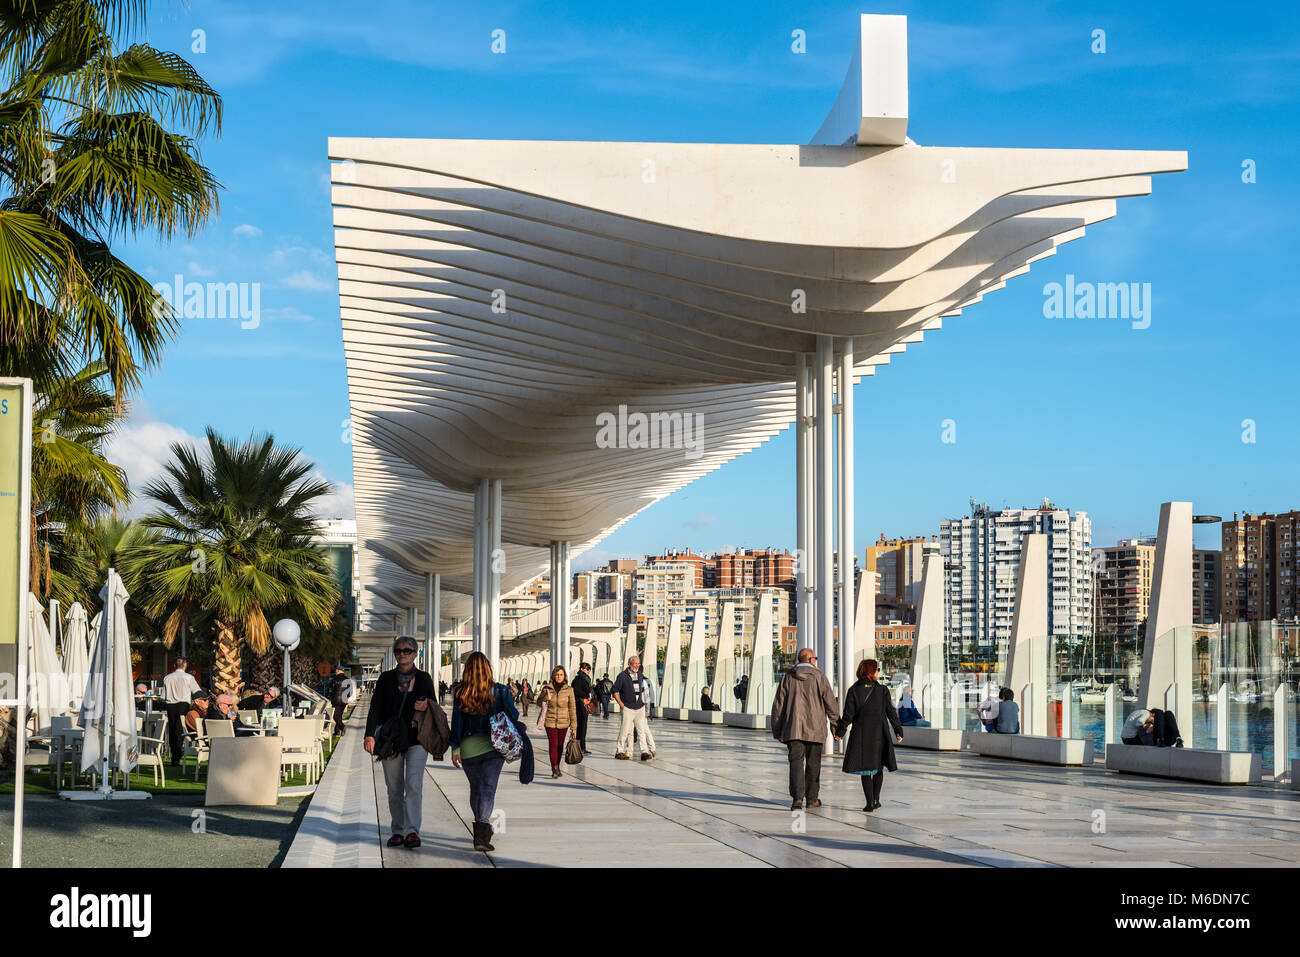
top-left (213, 620), bottom-right (244, 698)
top-left (0, 706), bottom-right (14, 771)
top-left (251, 647), bottom-right (279, 692)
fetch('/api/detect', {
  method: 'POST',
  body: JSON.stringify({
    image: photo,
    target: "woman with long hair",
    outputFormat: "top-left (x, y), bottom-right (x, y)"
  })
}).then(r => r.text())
top-left (364, 636), bottom-right (437, 848)
top-left (542, 665), bottom-right (578, 778)
top-left (450, 651), bottom-right (520, 851)
top-left (835, 658), bottom-right (904, 813)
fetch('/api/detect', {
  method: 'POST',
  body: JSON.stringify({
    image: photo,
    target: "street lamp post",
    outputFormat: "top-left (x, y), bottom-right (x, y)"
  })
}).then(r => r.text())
top-left (273, 619), bottom-right (301, 717)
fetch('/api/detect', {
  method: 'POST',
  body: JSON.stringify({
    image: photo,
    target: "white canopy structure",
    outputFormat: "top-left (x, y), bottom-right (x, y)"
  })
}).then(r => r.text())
top-left (25, 594), bottom-right (68, 733)
top-left (333, 14), bottom-right (1185, 689)
top-left (60, 602), bottom-right (91, 713)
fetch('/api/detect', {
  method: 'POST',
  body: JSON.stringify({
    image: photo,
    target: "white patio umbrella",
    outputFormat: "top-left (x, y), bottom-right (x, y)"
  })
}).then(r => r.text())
top-left (60, 602), bottom-right (92, 712)
top-left (26, 594), bottom-right (70, 733)
top-left (68, 569), bottom-right (147, 800)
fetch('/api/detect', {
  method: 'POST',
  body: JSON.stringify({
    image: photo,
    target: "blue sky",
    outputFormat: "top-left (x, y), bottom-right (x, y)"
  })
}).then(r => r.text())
top-left (112, 0), bottom-right (1300, 565)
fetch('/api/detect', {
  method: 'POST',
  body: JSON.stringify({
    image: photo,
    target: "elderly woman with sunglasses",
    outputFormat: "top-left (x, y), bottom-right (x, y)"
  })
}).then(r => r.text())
top-left (364, 636), bottom-right (437, 849)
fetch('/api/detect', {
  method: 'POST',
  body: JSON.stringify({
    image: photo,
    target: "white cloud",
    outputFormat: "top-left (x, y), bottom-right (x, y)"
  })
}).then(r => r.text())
top-left (685, 511), bottom-right (717, 530)
top-left (233, 223), bottom-right (263, 239)
top-left (105, 417), bottom-right (205, 509)
top-left (186, 260), bottom-right (217, 278)
top-left (282, 270), bottom-right (332, 291)
top-left (311, 474), bottom-right (355, 519)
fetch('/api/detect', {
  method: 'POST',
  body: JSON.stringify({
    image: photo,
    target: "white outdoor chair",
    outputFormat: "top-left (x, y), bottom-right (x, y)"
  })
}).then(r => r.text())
top-left (276, 718), bottom-right (317, 785)
top-left (238, 709), bottom-right (259, 725)
top-left (183, 717), bottom-right (211, 780)
top-left (136, 713), bottom-right (168, 787)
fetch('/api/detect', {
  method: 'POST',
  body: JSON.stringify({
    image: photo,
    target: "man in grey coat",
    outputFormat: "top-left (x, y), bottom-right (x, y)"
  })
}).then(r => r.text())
top-left (771, 647), bottom-right (841, 810)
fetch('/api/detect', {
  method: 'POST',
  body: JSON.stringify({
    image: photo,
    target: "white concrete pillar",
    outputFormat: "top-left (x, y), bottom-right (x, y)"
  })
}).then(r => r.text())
top-left (1274, 683), bottom-right (1290, 783)
top-left (795, 354), bottom-right (810, 653)
top-left (425, 573), bottom-right (440, 684)
top-left (1138, 501), bottom-right (1194, 746)
top-left (1216, 683), bottom-right (1230, 750)
top-left (549, 540), bottom-right (571, 673)
top-left (855, 570), bottom-right (877, 664)
top-left (837, 338), bottom-right (855, 699)
top-left (1059, 683), bottom-right (1072, 738)
top-left (489, 478), bottom-right (502, 672)
top-left (909, 552), bottom-right (945, 725)
top-left (1104, 683), bottom-right (1119, 745)
top-left (713, 602), bottom-right (738, 712)
top-left (746, 598), bottom-right (776, 715)
top-left (1005, 534), bottom-right (1048, 735)
top-left (684, 610), bottom-right (708, 711)
top-left (472, 480), bottom-right (485, 656)
top-left (815, 335), bottom-right (834, 685)
top-left (660, 614), bottom-right (683, 709)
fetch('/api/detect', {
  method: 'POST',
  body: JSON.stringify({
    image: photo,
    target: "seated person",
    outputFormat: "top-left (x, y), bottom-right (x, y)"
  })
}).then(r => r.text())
top-left (993, 687), bottom-right (1020, 733)
top-left (184, 694), bottom-right (211, 732)
top-left (238, 686), bottom-right (280, 717)
top-left (977, 691), bottom-right (1000, 732)
top-left (209, 693), bottom-right (257, 736)
top-left (135, 683), bottom-right (150, 711)
top-left (699, 686), bottom-right (721, 711)
top-left (1148, 707), bottom-right (1184, 748)
top-left (897, 686), bottom-right (931, 727)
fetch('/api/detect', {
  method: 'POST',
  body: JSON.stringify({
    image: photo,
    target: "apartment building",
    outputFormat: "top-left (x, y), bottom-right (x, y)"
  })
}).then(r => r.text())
top-left (1222, 510), bottom-right (1300, 622)
top-left (940, 499), bottom-right (1092, 658)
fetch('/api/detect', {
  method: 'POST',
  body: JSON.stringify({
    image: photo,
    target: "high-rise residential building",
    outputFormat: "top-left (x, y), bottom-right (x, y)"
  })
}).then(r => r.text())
top-left (632, 561), bottom-right (696, 641)
top-left (1192, 549), bottom-right (1220, 624)
top-left (940, 499), bottom-right (1092, 658)
top-left (1221, 510), bottom-right (1300, 622)
top-left (575, 559), bottom-right (638, 625)
top-left (865, 534), bottom-right (939, 623)
top-left (1092, 537), bottom-right (1221, 639)
top-left (642, 548), bottom-right (710, 587)
top-left (312, 518), bottom-right (359, 628)
top-left (711, 548), bottom-right (795, 596)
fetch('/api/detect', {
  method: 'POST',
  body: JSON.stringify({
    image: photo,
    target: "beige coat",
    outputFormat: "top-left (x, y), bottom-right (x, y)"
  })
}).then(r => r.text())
top-left (542, 682), bottom-right (578, 730)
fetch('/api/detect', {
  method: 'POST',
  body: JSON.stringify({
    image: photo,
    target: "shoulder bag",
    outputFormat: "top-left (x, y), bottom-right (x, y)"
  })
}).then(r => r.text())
top-left (488, 685), bottom-right (525, 762)
top-left (372, 688), bottom-right (410, 761)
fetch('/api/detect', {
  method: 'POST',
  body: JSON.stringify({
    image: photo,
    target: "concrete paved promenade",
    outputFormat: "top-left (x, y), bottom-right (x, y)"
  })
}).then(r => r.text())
top-left (284, 699), bottom-right (1300, 868)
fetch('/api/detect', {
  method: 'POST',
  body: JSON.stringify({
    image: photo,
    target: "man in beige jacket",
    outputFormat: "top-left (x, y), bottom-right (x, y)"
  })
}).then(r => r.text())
top-left (771, 647), bottom-right (840, 810)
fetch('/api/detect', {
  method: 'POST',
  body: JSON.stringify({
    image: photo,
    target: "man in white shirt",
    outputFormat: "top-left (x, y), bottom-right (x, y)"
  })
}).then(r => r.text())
top-left (163, 658), bottom-right (200, 766)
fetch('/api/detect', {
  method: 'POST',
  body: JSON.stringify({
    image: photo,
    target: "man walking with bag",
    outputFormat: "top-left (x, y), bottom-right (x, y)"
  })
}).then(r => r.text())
top-left (613, 656), bottom-right (656, 761)
top-left (771, 647), bottom-right (840, 810)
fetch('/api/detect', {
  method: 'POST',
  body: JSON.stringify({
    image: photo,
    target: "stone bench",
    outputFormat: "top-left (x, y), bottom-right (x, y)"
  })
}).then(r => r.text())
top-left (656, 707), bottom-right (690, 721)
top-left (895, 727), bottom-right (966, 751)
top-left (723, 712), bottom-right (769, 730)
top-left (688, 709), bottom-right (724, 724)
top-left (1104, 744), bottom-right (1261, 784)
top-left (968, 732), bottom-right (1094, 766)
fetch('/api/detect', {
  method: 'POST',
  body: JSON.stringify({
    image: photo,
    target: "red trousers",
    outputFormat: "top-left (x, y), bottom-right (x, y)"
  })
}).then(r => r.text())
top-left (546, 726), bottom-right (568, 768)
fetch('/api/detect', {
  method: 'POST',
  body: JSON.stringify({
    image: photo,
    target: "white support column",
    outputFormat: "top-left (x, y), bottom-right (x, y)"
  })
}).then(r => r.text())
top-left (488, 478), bottom-right (502, 672)
top-left (837, 338), bottom-right (855, 699)
top-left (1005, 534), bottom-right (1049, 736)
top-left (1138, 501), bottom-right (1193, 746)
top-left (1274, 683), bottom-right (1290, 784)
top-left (660, 614), bottom-right (683, 710)
top-left (1215, 682), bottom-right (1230, 750)
top-left (472, 480), bottom-right (485, 656)
top-left (795, 354), bottom-right (810, 653)
top-left (909, 552), bottom-right (945, 726)
top-left (713, 602), bottom-right (738, 712)
top-left (683, 610), bottom-right (708, 711)
top-left (746, 598), bottom-right (776, 715)
top-left (1104, 684), bottom-right (1119, 745)
top-left (815, 335), bottom-right (834, 685)
top-left (855, 570), bottom-right (877, 664)
top-left (425, 573), bottom-right (440, 682)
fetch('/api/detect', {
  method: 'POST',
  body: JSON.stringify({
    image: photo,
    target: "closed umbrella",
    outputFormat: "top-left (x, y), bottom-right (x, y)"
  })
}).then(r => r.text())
top-left (65, 569), bottom-right (148, 801)
top-left (61, 603), bottom-right (91, 713)
top-left (26, 594), bottom-right (70, 733)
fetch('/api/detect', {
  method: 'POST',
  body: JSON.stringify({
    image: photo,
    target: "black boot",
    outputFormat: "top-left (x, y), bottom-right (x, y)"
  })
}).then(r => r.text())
top-left (482, 822), bottom-right (495, 851)
top-left (472, 822), bottom-right (490, 851)
top-left (871, 772), bottom-right (884, 810)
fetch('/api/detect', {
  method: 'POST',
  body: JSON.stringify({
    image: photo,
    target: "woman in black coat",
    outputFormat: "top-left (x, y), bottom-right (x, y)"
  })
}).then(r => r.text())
top-left (835, 658), bottom-right (904, 813)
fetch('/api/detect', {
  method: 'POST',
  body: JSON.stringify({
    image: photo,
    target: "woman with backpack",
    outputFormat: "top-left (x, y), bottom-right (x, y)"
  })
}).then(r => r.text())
top-left (364, 636), bottom-right (437, 848)
top-left (451, 651), bottom-right (522, 851)
top-left (835, 658), bottom-right (904, 813)
top-left (541, 665), bottom-right (578, 778)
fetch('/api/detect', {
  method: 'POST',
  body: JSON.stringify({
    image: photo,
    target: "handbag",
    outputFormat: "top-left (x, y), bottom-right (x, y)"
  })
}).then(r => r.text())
top-left (372, 689), bottom-right (410, 761)
top-left (585, 697), bottom-right (598, 715)
top-left (564, 733), bottom-right (584, 765)
top-left (488, 687), bottom-right (524, 762)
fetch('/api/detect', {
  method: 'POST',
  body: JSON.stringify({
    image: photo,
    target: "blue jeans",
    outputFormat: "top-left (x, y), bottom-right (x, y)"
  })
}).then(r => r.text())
top-left (462, 750), bottom-right (505, 824)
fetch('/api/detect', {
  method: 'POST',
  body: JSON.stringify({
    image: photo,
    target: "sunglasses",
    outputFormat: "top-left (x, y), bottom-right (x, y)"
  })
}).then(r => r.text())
top-left (395, 648), bottom-right (416, 655)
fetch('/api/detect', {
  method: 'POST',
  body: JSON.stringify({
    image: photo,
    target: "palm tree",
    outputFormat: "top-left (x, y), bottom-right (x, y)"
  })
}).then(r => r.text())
top-left (120, 429), bottom-right (340, 697)
top-left (0, 0), bottom-right (221, 397)
top-left (30, 359), bottom-right (128, 597)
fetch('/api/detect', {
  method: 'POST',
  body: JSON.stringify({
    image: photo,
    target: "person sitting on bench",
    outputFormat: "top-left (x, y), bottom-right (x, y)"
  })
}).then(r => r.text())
top-left (993, 687), bottom-right (1019, 734)
top-left (1121, 708), bottom-right (1154, 745)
